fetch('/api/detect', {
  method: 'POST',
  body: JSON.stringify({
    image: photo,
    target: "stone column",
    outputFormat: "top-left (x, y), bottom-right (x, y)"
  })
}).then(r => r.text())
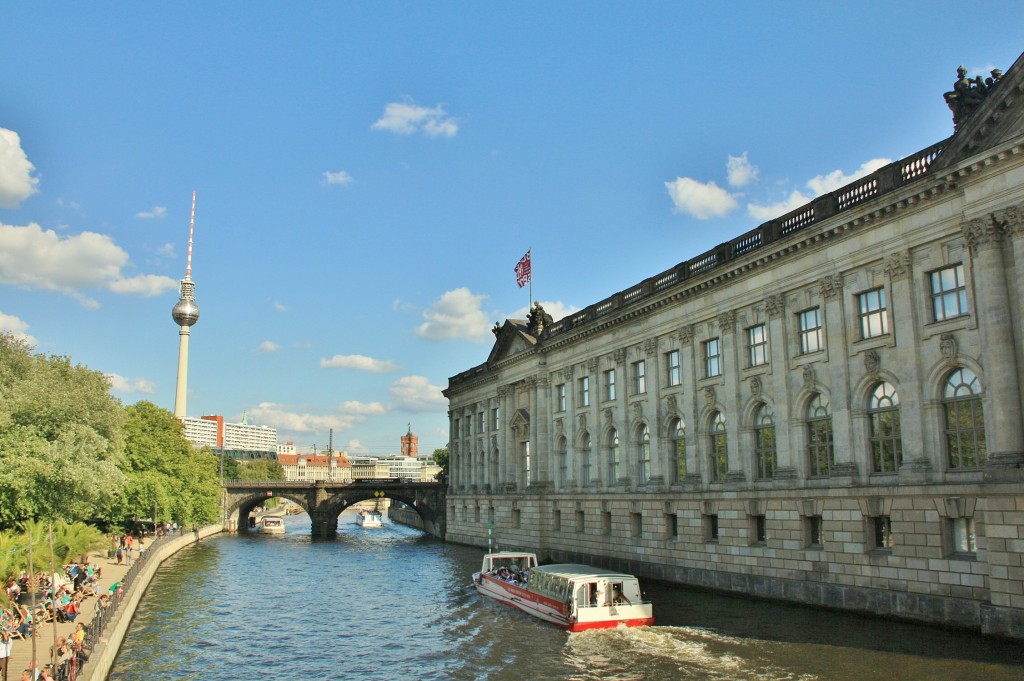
top-left (644, 338), bottom-right (665, 487)
top-left (678, 325), bottom-right (701, 487)
top-left (820, 274), bottom-right (859, 483)
top-left (964, 215), bottom-right (1024, 478)
top-left (884, 251), bottom-right (930, 482)
top-left (497, 386), bottom-right (512, 491)
top-left (534, 375), bottom-right (552, 490)
top-left (765, 294), bottom-right (798, 485)
top-left (718, 310), bottom-right (746, 485)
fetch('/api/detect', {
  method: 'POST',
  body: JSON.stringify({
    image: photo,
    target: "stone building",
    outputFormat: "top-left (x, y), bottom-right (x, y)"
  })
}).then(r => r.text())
top-left (444, 53), bottom-right (1024, 638)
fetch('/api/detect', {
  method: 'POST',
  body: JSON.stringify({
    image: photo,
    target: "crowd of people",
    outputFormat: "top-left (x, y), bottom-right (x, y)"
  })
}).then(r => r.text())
top-left (1, 559), bottom-right (117, 681)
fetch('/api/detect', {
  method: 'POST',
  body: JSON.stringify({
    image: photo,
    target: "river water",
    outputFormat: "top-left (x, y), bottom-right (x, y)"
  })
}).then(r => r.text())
top-left (108, 512), bottom-right (1023, 680)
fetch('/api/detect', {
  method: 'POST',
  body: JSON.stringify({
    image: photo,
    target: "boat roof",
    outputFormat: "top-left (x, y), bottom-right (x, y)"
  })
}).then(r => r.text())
top-left (533, 564), bottom-right (638, 580)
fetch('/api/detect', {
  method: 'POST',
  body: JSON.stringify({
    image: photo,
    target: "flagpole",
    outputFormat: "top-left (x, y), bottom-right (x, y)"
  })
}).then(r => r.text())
top-left (529, 247), bottom-right (533, 308)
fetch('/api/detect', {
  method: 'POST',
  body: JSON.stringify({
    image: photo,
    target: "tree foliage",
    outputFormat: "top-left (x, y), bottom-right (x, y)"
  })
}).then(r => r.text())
top-left (432, 447), bottom-right (449, 481)
top-left (236, 458), bottom-right (285, 481)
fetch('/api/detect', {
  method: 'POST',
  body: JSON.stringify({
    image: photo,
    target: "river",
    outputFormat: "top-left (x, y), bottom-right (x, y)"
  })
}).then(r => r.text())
top-left (108, 512), bottom-right (1023, 680)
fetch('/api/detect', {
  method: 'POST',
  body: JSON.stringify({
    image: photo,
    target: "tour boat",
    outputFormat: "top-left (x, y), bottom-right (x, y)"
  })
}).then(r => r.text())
top-left (472, 551), bottom-right (653, 631)
top-left (258, 516), bottom-right (285, 534)
top-left (356, 510), bottom-right (383, 528)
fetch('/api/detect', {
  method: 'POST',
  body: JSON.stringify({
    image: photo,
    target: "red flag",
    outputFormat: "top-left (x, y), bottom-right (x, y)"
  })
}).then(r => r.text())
top-left (515, 250), bottom-right (531, 288)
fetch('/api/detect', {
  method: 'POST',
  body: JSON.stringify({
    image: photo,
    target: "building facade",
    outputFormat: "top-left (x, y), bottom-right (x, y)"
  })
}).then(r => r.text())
top-left (181, 414), bottom-right (278, 461)
top-left (444, 55), bottom-right (1024, 638)
top-left (278, 450), bottom-right (353, 483)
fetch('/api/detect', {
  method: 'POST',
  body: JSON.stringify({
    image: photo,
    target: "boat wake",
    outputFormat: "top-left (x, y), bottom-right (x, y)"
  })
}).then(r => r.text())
top-left (562, 626), bottom-right (819, 681)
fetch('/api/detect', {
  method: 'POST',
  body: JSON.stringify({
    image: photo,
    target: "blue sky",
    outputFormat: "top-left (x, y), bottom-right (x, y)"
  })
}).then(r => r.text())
top-left (2, 3), bottom-right (1021, 456)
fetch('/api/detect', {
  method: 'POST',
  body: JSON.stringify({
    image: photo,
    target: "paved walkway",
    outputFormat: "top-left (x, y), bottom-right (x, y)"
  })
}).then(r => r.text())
top-left (6, 549), bottom-right (134, 679)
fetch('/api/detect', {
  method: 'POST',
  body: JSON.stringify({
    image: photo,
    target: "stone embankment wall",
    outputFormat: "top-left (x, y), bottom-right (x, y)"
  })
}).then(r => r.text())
top-left (81, 525), bottom-right (222, 681)
top-left (389, 505), bottom-right (425, 530)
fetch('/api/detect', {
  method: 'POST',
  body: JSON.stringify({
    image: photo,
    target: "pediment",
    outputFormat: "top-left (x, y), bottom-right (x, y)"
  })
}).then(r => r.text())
top-left (486, 319), bottom-right (538, 365)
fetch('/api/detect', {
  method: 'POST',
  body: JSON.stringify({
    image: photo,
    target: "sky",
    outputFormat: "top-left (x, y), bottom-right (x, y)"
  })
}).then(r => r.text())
top-left (2, 3), bottom-right (1022, 457)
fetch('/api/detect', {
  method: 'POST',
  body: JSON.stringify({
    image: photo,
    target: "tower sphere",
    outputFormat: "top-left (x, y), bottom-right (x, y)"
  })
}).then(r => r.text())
top-left (172, 298), bottom-right (200, 327)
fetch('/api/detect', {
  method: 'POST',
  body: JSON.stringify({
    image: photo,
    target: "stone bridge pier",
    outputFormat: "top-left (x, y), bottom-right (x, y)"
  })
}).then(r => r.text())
top-left (221, 480), bottom-right (447, 539)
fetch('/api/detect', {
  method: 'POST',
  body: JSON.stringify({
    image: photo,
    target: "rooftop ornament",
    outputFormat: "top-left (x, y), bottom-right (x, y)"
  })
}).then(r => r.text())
top-left (944, 65), bottom-right (1003, 132)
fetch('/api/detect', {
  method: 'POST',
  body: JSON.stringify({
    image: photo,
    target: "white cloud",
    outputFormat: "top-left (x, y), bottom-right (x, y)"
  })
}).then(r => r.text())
top-left (0, 222), bottom-right (177, 305)
top-left (246, 401), bottom-right (362, 434)
top-left (747, 190), bottom-right (813, 221)
top-left (107, 274), bottom-right (178, 297)
top-left (158, 243), bottom-right (176, 258)
top-left (415, 287), bottom-right (491, 342)
top-left (665, 177), bottom-right (738, 220)
top-left (726, 152), bottom-right (759, 188)
top-left (322, 170), bottom-right (354, 185)
top-left (346, 439), bottom-right (368, 453)
top-left (273, 301), bottom-right (287, 312)
top-left (319, 354), bottom-right (399, 372)
top-left (371, 100), bottom-right (459, 138)
top-left (0, 311), bottom-right (36, 346)
top-left (339, 401), bottom-right (387, 416)
top-left (806, 158), bottom-right (891, 196)
top-left (257, 340), bottom-right (280, 353)
top-left (389, 375), bottom-right (447, 413)
top-left (105, 373), bottom-right (156, 394)
top-left (135, 206), bottom-right (167, 219)
top-left (0, 129), bottom-right (40, 208)
top-left (507, 300), bottom-right (580, 323)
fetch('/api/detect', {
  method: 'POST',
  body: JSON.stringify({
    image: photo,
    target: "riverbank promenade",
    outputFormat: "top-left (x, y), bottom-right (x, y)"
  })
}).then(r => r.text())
top-left (5, 525), bottom-right (221, 681)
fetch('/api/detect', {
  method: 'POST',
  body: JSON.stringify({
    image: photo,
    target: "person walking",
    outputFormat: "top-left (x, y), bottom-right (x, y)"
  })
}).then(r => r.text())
top-left (1, 628), bottom-right (13, 681)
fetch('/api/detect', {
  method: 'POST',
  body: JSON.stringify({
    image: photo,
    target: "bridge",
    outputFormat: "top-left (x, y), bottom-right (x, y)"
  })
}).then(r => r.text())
top-left (222, 479), bottom-right (447, 539)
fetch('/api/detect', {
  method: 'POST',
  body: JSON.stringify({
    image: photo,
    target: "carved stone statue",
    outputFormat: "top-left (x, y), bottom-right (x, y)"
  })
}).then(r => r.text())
top-left (527, 301), bottom-right (553, 336)
top-left (944, 65), bottom-right (1002, 132)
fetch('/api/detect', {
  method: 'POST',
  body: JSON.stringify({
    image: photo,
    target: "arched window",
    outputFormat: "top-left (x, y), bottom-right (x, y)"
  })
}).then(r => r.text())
top-left (869, 381), bottom-right (902, 473)
top-left (754, 404), bottom-right (776, 480)
top-left (807, 394), bottom-right (834, 477)
top-left (943, 368), bottom-right (986, 468)
top-left (709, 411), bottom-right (728, 482)
top-left (580, 431), bottom-right (592, 485)
top-left (637, 424), bottom-right (651, 484)
top-left (670, 418), bottom-right (687, 483)
top-left (556, 436), bottom-right (567, 488)
top-left (608, 428), bottom-right (620, 482)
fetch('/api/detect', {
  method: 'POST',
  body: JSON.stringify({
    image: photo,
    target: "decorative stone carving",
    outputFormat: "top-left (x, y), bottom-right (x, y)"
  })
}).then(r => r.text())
top-left (527, 301), bottom-right (553, 336)
top-left (864, 349), bottom-right (880, 375)
top-left (603, 408), bottom-right (614, 426)
top-left (819, 274), bottom-right (844, 301)
top-left (765, 294), bottom-right (785, 318)
top-left (995, 204), bottom-right (1024, 237)
top-left (962, 216), bottom-right (1002, 251)
top-left (666, 394), bottom-right (678, 416)
top-left (884, 251), bottom-right (911, 281)
top-left (750, 376), bottom-right (762, 398)
top-left (717, 310), bottom-right (736, 334)
top-left (587, 358), bottom-right (597, 372)
top-left (943, 65), bottom-right (1002, 132)
top-left (644, 338), bottom-right (658, 356)
top-left (578, 414), bottom-right (587, 431)
top-left (802, 364), bottom-right (816, 387)
top-left (613, 348), bottom-right (626, 366)
top-left (497, 386), bottom-right (509, 398)
top-left (678, 325), bottom-right (695, 345)
top-left (536, 375), bottom-right (549, 389)
top-left (703, 386), bottom-right (716, 409)
top-left (940, 333), bottom-right (958, 364)
top-left (632, 402), bottom-right (643, 420)
top-left (554, 418), bottom-right (563, 435)
top-left (492, 322), bottom-right (501, 337)
top-left (562, 366), bottom-right (574, 380)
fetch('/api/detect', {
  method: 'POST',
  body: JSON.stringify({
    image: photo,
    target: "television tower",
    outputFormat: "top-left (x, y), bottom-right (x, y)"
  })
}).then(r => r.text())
top-left (172, 192), bottom-right (201, 419)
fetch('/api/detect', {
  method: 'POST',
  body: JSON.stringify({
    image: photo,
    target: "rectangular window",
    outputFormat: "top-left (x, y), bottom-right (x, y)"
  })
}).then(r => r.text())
top-left (630, 512), bottom-right (642, 538)
top-left (475, 506), bottom-right (481, 523)
top-left (633, 360), bottom-right (646, 394)
top-left (477, 412), bottom-right (485, 433)
top-left (931, 264), bottom-right (968, 321)
top-left (799, 307), bottom-right (823, 354)
top-left (806, 515), bottom-right (823, 549)
top-left (490, 407), bottom-right (499, 431)
top-left (579, 376), bottom-right (590, 407)
top-left (751, 515), bottom-right (767, 545)
top-left (602, 511), bottom-right (612, 536)
top-left (512, 508), bottom-right (521, 529)
top-left (704, 338), bottom-right (722, 377)
top-left (575, 510), bottom-right (585, 533)
top-left (666, 350), bottom-right (681, 386)
top-left (950, 516), bottom-right (977, 555)
top-left (556, 384), bottom-right (566, 412)
top-left (871, 515), bottom-right (893, 551)
top-left (604, 369), bottom-right (616, 401)
top-left (666, 513), bottom-right (678, 540)
top-left (748, 324), bottom-right (768, 367)
top-left (453, 418), bottom-right (460, 439)
top-left (553, 510), bottom-right (561, 533)
top-left (858, 287), bottom-right (889, 339)
top-left (704, 514), bottom-right (719, 542)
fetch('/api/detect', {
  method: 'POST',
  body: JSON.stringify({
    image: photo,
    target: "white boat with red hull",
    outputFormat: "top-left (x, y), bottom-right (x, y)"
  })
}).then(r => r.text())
top-left (472, 551), bottom-right (653, 632)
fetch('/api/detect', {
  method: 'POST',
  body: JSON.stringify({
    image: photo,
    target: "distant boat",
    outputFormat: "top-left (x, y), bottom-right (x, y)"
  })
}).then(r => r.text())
top-left (473, 551), bottom-right (653, 631)
top-left (356, 510), bottom-right (383, 528)
top-left (258, 516), bottom-right (285, 534)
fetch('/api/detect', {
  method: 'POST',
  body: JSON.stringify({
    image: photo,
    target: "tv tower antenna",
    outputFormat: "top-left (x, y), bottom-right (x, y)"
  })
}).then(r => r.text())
top-left (172, 192), bottom-right (201, 419)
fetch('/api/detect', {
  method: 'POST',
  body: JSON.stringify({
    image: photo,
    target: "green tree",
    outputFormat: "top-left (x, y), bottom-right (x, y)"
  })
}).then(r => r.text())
top-left (432, 446), bottom-right (449, 481)
top-left (237, 458), bottom-right (285, 481)
top-left (117, 401), bottom-right (222, 527)
top-left (0, 334), bottom-right (126, 527)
